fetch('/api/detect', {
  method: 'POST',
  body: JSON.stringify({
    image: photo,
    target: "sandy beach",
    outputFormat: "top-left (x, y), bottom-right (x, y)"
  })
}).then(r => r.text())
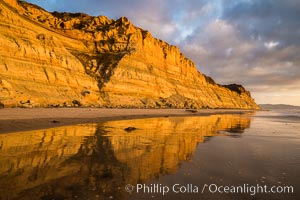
top-left (0, 108), bottom-right (299, 199)
top-left (0, 108), bottom-right (254, 133)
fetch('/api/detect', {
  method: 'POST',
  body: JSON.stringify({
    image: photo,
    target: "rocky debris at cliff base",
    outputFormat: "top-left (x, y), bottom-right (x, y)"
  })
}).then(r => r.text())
top-left (19, 100), bottom-right (34, 108)
top-left (72, 100), bottom-right (82, 107)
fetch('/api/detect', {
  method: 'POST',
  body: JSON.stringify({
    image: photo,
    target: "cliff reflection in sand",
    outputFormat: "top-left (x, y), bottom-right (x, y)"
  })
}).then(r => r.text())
top-left (0, 114), bottom-right (251, 200)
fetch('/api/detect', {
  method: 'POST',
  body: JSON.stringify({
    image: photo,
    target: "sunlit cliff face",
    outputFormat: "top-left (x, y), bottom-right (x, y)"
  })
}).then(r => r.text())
top-left (23, 0), bottom-right (300, 106)
top-left (0, 114), bottom-right (251, 199)
top-left (0, 0), bottom-right (259, 109)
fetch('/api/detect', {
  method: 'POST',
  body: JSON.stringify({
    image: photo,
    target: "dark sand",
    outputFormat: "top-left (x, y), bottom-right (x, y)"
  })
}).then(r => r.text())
top-left (0, 108), bottom-right (254, 133)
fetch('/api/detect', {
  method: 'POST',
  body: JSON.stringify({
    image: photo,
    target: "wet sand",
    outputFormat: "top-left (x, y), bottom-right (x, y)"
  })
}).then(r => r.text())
top-left (128, 110), bottom-right (300, 200)
top-left (0, 108), bottom-right (254, 133)
top-left (0, 109), bottom-right (299, 199)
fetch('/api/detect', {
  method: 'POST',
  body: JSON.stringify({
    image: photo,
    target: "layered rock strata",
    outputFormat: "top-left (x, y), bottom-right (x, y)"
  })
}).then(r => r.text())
top-left (0, 0), bottom-right (259, 109)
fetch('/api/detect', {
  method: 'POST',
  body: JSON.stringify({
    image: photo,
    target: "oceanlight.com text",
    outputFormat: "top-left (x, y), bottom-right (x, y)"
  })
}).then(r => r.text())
top-left (124, 183), bottom-right (294, 196)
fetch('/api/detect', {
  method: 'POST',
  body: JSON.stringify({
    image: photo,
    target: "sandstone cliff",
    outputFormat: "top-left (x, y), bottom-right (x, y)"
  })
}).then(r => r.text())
top-left (0, 0), bottom-right (259, 109)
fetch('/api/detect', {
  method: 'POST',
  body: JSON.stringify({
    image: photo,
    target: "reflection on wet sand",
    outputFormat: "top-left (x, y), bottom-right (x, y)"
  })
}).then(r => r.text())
top-left (0, 114), bottom-right (251, 200)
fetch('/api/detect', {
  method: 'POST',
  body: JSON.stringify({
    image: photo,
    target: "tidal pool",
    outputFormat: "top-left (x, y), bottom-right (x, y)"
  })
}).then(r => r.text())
top-left (0, 113), bottom-right (299, 200)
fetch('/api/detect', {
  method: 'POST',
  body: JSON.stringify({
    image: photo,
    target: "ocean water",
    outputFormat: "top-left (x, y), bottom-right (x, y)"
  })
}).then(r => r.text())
top-left (258, 108), bottom-right (300, 119)
top-left (0, 111), bottom-right (299, 200)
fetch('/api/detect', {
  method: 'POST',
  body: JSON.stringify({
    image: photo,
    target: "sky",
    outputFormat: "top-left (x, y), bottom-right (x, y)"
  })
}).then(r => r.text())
top-left (25, 0), bottom-right (300, 106)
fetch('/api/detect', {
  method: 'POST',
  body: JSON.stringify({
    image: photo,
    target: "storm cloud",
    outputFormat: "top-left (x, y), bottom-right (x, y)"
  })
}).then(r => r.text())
top-left (25, 0), bottom-right (300, 105)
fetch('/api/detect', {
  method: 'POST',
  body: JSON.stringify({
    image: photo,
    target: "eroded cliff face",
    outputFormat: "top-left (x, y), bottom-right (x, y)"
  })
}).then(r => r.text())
top-left (0, 0), bottom-right (259, 109)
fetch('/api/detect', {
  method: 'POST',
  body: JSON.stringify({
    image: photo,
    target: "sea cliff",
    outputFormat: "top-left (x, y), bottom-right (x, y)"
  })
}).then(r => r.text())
top-left (0, 0), bottom-right (259, 109)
